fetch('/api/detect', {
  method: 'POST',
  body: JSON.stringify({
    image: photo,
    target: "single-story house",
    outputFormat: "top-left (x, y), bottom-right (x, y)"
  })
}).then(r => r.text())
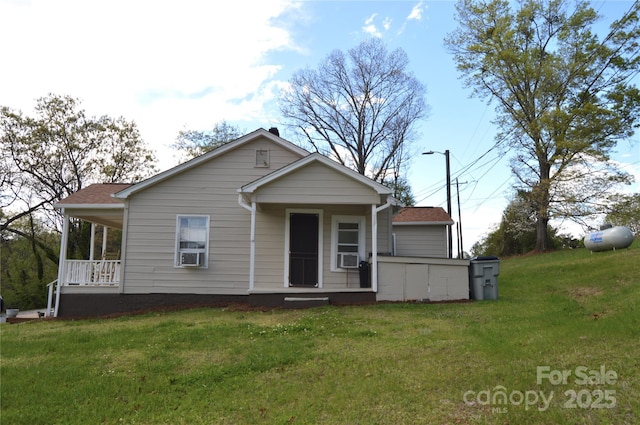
top-left (51, 128), bottom-right (469, 317)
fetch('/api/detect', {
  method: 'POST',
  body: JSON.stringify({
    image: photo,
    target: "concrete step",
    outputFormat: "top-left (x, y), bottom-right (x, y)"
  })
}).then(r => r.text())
top-left (283, 297), bottom-right (330, 309)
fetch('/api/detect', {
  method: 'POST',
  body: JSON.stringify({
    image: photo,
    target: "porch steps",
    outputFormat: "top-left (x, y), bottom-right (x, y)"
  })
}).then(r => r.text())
top-left (283, 297), bottom-right (330, 309)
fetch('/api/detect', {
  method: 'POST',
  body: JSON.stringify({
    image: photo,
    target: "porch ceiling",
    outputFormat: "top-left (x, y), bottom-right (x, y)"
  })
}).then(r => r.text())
top-left (64, 208), bottom-right (124, 229)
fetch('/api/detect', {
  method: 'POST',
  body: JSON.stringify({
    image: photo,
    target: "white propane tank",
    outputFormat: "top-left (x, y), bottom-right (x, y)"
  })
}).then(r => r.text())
top-left (584, 226), bottom-right (634, 252)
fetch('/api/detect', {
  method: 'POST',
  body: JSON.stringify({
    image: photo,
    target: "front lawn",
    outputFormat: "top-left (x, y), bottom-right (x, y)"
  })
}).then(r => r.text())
top-left (1, 242), bottom-right (638, 424)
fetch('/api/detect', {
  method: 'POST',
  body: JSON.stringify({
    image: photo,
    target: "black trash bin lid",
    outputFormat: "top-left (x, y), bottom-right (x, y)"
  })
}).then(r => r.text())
top-left (471, 256), bottom-right (499, 261)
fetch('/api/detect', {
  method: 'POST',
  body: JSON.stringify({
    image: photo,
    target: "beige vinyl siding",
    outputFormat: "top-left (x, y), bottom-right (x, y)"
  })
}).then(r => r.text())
top-left (321, 205), bottom-right (369, 289)
top-left (253, 206), bottom-right (287, 288)
top-left (254, 162), bottom-right (381, 204)
top-left (122, 138), bottom-right (303, 294)
top-left (376, 207), bottom-right (393, 255)
top-left (251, 204), bottom-right (389, 291)
top-left (393, 225), bottom-right (447, 258)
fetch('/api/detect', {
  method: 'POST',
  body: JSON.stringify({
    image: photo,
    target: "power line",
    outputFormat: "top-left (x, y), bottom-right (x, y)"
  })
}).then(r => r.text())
top-left (414, 142), bottom-right (507, 205)
top-left (469, 178), bottom-right (512, 214)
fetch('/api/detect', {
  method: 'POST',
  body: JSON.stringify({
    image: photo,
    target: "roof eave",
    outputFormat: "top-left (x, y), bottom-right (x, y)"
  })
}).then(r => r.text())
top-left (115, 128), bottom-right (309, 199)
top-left (239, 153), bottom-right (392, 196)
top-left (392, 220), bottom-right (454, 226)
top-left (54, 203), bottom-right (126, 210)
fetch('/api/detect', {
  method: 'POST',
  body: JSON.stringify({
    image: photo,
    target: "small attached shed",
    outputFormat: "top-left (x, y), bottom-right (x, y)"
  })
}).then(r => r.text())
top-left (376, 256), bottom-right (470, 302)
top-left (392, 207), bottom-right (452, 258)
top-left (376, 206), bottom-right (469, 302)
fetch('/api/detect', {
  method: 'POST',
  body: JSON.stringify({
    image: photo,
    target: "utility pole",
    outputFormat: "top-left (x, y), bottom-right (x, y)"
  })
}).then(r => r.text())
top-left (456, 178), bottom-right (463, 258)
top-left (444, 150), bottom-right (452, 259)
top-left (423, 149), bottom-right (452, 259)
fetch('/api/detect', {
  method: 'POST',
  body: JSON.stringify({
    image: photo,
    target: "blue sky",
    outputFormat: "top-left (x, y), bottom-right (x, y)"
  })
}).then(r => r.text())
top-left (1, 0), bottom-right (638, 251)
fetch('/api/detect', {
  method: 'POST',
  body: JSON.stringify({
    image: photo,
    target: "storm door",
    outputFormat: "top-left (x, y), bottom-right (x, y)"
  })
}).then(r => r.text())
top-left (289, 213), bottom-right (319, 287)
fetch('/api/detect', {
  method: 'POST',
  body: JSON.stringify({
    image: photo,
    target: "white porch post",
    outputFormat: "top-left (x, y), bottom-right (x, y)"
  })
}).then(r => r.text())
top-left (118, 203), bottom-right (130, 294)
top-left (102, 225), bottom-right (108, 258)
top-left (55, 210), bottom-right (70, 317)
top-left (371, 204), bottom-right (378, 292)
top-left (89, 222), bottom-right (96, 261)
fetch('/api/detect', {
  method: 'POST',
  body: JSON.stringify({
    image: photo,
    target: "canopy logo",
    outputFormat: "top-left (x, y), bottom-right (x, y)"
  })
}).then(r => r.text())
top-left (463, 365), bottom-right (618, 413)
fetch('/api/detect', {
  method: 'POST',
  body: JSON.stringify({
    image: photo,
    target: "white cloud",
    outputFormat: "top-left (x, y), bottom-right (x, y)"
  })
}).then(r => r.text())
top-left (382, 17), bottom-right (392, 31)
top-left (407, 2), bottom-right (425, 21)
top-left (362, 13), bottom-right (394, 39)
top-left (362, 13), bottom-right (381, 38)
top-left (398, 2), bottom-right (426, 35)
top-left (0, 0), bottom-right (301, 169)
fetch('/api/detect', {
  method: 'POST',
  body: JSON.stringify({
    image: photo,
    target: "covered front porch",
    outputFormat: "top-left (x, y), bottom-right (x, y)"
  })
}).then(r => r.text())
top-left (237, 153), bottom-right (397, 293)
top-left (52, 184), bottom-right (130, 315)
top-left (57, 216), bottom-right (124, 289)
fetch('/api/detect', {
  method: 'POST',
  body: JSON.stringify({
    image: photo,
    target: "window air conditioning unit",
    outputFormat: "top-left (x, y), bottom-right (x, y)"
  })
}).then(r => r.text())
top-left (338, 253), bottom-right (359, 269)
top-left (180, 251), bottom-right (203, 267)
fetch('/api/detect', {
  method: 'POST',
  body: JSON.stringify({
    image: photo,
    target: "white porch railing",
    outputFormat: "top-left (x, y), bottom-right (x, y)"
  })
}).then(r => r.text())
top-left (61, 260), bottom-right (121, 286)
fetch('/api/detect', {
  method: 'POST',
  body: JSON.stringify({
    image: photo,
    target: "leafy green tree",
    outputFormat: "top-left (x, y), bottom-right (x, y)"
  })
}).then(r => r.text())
top-left (604, 193), bottom-right (640, 236)
top-left (1, 94), bottom-right (157, 306)
top-left (280, 38), bottom-right (428, 188)
top-left (446, 0), bottom-right (640, 251)
top-left (471, 192), bottom-right (564, 256)
top-left (171, 120), bottom-right (244, 161)
top-left (382, 176), bottom-right (416, 206)
top-left (1, 213), bottom-right (59, 309)
top-left (1, 94), bottom-right (157, 236)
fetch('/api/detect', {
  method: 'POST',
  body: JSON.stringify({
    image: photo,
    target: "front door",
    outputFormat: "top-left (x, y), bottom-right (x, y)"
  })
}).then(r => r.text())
top-left (289, 213), bottom-right (319, 287)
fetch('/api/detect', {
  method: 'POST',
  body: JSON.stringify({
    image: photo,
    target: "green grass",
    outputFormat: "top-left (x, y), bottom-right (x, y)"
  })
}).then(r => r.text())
top-left (1, 242), bottom-right (639, 424)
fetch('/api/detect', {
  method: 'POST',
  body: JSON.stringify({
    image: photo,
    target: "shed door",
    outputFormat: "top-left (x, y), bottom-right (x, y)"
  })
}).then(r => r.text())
top-left (289, 213), bottom-right (319, 287)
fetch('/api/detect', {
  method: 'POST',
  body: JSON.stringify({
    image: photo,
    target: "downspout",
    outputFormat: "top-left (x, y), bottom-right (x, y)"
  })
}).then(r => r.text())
top-left (238, 194), bottom-right (256, 291)
top-left (371, 205), bottom-right (377, 292)
top-left (55, 210), bottom-right (70, 317)
top-left (372, 196), bottom-right (394, 293)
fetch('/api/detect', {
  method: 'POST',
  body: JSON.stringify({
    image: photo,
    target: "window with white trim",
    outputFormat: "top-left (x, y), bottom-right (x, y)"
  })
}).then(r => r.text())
top-left (175, 215), bottom-right (209, 268)
top-left (331, 216), bottom-right (365, 270)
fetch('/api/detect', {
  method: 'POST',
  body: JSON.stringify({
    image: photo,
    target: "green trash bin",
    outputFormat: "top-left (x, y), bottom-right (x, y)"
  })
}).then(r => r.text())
top-left (469, 256), bottom-right (500, 300)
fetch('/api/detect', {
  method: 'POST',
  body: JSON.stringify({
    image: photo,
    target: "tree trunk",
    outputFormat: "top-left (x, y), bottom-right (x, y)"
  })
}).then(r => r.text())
top-left (535, 215), bottom-right (550, 252)
top-left (534, 161), bottom-right (552, 252)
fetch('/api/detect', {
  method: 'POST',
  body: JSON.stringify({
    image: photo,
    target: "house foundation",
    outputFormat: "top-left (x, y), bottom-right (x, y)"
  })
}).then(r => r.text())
top-left (56, 291), bottom-right (377, 317)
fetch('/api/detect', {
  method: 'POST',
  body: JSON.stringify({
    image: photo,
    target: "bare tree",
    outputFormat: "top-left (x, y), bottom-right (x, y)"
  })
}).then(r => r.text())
top-left (279, 38), bottom-right (428, 189)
